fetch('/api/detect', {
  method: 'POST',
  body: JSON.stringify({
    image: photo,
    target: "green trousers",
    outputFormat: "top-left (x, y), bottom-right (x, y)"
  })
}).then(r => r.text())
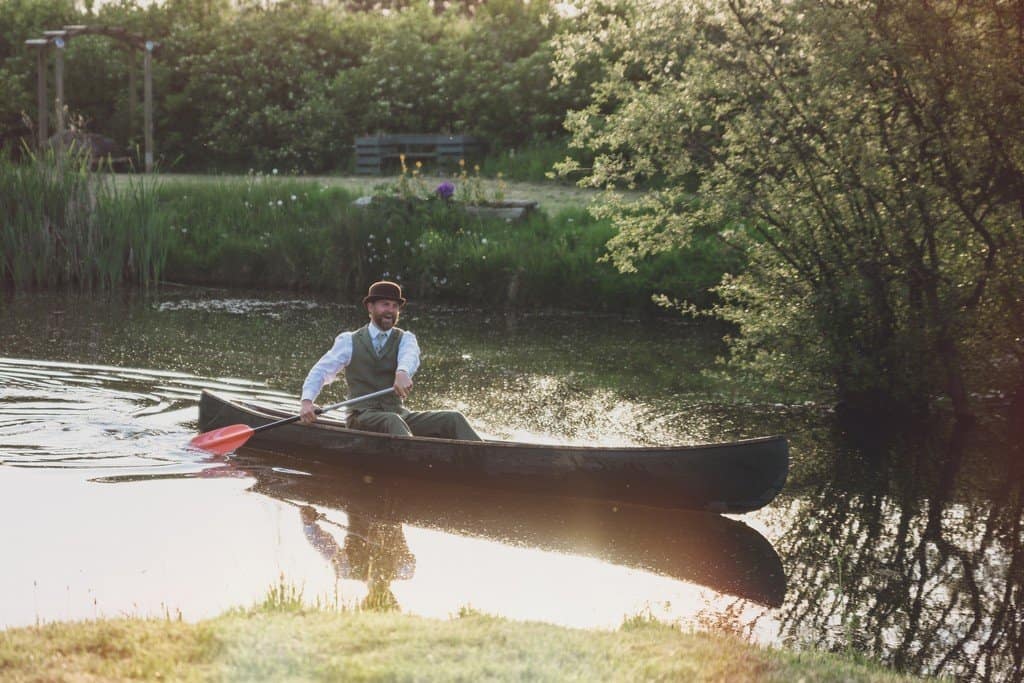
top-left (347, 408), bottom-right (482, 441)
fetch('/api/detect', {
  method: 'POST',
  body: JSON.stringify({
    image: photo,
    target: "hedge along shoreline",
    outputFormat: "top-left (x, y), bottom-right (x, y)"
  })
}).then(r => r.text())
top-left (156, 174), bottom-right (741, 312)
top-left (0, 0), bottom-right (589, 175)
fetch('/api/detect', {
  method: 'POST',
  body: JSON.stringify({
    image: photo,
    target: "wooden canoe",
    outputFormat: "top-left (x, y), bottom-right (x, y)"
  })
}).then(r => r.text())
top-left (197, 390), bottom-right (789, 513)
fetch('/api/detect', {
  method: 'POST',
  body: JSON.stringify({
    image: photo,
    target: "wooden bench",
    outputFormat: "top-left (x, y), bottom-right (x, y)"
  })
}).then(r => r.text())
top-left (355, 134), bottom-right (481, 175)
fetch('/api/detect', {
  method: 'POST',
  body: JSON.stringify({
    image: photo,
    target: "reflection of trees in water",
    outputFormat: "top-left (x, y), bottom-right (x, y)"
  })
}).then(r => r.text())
top-left (773, 424), bottom-right (1023, 681)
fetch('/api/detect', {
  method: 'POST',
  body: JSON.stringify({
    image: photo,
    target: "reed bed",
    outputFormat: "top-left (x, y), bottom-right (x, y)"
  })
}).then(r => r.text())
top-left (0, 154), bottom-right (168, 290)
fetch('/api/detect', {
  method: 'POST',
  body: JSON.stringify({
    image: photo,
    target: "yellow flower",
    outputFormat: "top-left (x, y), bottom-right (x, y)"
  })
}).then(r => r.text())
top-left (416, 161), bottom-right (422, 169)
top-left (459, 159), bottom-right (465, 168)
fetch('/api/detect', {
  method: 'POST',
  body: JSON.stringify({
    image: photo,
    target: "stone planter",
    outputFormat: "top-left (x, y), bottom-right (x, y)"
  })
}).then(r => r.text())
top-left (464, 200), bottom-right (538, 222)
top-left (353, 196), bottom-right (539, 222)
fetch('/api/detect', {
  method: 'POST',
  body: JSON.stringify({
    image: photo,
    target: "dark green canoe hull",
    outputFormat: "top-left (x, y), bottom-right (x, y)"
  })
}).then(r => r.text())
top-left (198, 390), bottom-right (789, 513)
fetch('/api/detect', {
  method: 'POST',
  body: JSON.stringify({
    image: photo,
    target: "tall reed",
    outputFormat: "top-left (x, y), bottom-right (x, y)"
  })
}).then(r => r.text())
top-left (0, 152), bottom-right (168, 290)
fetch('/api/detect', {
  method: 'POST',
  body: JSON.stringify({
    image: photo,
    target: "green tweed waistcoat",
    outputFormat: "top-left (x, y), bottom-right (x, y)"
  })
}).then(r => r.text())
top-left (347, 325), bottom-right (405, 413)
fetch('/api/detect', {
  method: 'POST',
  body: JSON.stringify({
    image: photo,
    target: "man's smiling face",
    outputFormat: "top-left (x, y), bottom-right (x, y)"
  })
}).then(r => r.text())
top-left (367, 299), bottom-right (401, 330)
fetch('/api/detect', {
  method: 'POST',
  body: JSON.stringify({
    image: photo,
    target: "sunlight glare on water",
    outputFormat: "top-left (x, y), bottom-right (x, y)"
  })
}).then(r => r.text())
top-left (0, 354), bottom-right (785, 640)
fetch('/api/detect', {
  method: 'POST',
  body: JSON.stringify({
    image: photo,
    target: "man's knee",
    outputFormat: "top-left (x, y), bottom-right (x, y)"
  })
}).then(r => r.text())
top-left (351, 411), bottom-right (412, 436)
top-left (441, 411), bottom-right (481, 441)
top-left (447, 410), bottom-right (471, 428)
top-left (379, 414), bottom-right (412, 436)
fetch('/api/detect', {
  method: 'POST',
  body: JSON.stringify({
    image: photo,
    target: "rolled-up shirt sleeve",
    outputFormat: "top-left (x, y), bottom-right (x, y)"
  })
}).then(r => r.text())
top-left (397, 331), bottom-right (420, 376)
top-left (301, 332), bottom-right (354, 402)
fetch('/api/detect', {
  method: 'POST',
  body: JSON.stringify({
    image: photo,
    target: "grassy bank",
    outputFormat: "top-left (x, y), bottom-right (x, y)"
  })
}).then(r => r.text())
top-left (0, 608), bottom-right (921, 682)
top-left (3, 159), bottom-right (740, 311)
top-left (154, 174), bottom-right (737, 311)
top-left (126, 171), bottom-right (612, 216)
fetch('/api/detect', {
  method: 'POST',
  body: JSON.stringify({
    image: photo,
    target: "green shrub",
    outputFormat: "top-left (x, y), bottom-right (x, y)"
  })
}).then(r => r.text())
top-left (156, 176), bottom-right (736, 312)
top-left (1, 0), bottom-right (587, 173)
top-left (479, 139), bottom-right (585, 183)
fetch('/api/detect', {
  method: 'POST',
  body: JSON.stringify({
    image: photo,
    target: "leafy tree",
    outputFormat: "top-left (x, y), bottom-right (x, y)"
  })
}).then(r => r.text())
top-left (554, 0), bottom-right (1024, 419)
top-left (0, 0), bottom-right (580, 171)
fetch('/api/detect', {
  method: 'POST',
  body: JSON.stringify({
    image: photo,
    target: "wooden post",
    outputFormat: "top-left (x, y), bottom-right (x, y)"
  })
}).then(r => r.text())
top-left (144, 41), bottom-right (153, 172)
top-left (37, 48), bottom-right (48, 149)
top-left (26, 41), bottom-right (49, 150)
top-left (127, 48), bottom-right (136, 146)
top-left (54, 37), bottom-right (65, 159)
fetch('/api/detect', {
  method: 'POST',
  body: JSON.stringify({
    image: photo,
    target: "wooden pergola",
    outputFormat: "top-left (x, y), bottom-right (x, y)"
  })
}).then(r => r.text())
top-left (25, 25), bottom-right (159, 172)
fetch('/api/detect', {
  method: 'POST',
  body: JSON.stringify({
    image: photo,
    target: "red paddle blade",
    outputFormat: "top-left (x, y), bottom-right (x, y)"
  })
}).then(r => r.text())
top-left (189, 424), bottom-right (255, 455)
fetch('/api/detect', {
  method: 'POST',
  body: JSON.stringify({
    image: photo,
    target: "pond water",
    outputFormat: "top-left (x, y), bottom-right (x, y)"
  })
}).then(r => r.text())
top-left (0, 289), bottom-right (1019, 681)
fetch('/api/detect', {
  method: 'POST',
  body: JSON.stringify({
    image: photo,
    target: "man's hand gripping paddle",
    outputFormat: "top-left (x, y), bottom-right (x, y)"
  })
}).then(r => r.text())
top-left (189, 387), bottom-right (395, 455)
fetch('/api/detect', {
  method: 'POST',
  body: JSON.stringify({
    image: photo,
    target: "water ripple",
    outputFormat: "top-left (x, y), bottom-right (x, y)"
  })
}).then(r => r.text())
top-left (0, 357), bottom-right (291, 469)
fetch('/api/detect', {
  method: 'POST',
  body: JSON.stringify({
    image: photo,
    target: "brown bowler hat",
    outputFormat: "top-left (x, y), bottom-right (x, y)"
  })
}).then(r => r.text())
top-left (362, 280), bottom-right (407, 306)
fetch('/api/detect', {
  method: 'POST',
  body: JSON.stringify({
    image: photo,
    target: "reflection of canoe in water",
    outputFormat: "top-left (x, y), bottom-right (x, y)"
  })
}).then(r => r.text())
top-left (240, 453), bottom-right (787, 607)
top-left (199, 390), bottom-right (789, 513)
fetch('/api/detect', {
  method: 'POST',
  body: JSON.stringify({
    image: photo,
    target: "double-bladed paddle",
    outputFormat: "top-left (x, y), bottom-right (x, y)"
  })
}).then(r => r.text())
top-left (189, 387), bottom-right (395, 455)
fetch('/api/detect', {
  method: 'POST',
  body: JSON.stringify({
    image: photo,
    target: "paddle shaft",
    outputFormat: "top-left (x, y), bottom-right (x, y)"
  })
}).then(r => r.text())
top-left (252, 387), bottom-right (396, 434)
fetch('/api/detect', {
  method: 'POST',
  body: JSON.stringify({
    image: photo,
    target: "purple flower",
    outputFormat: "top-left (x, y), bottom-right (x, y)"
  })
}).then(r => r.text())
top-left (436, 182), bottom-right (455, 200)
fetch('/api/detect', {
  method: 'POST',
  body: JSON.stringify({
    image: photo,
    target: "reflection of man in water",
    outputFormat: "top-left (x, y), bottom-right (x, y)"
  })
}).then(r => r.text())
top-left (300, 505), bottom-right (415, 611)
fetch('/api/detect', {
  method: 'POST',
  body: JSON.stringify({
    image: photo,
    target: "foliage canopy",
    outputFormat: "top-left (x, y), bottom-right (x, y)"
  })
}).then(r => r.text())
top-left (555, 0), bottom-right (1024, 417)
top-left (0, 0), bottom-right (581, 172)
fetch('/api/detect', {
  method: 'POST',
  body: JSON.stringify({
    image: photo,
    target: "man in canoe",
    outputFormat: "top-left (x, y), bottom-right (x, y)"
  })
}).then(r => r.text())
top-left (299, 280), bottom-right (482, 440)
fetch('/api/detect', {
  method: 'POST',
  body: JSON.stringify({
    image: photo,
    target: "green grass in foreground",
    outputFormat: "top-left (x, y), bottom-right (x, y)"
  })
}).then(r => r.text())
top-left (0, 609), bottom-right (925, 682)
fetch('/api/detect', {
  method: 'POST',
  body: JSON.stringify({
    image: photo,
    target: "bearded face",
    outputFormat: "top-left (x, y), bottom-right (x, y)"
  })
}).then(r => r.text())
top-left (367, 299), bottom-right (401, 330)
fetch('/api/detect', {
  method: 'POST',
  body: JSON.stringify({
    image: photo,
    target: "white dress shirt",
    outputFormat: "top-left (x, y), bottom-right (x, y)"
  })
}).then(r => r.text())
top-left (301, 322), bottom-right (420, 402)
